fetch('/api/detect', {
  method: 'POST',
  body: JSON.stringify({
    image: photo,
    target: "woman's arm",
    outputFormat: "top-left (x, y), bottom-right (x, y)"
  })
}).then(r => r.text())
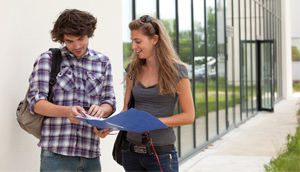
top-left (158, 78), bottom-right (195, 127)
top-left (121, 76), bottom-right (133, 112)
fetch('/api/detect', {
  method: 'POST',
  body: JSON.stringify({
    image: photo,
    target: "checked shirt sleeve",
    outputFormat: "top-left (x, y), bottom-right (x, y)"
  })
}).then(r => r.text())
top-left (27, 52), bottom-right (52, 114)
top-left (100, 58), bottom-right (116, 113)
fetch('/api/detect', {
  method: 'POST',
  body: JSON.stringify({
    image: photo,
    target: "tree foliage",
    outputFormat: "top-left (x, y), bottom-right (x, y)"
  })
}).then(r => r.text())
top-left (292, 46), bottom-right (300, 61)
top-left (123, 7), bottom-right (215, 66)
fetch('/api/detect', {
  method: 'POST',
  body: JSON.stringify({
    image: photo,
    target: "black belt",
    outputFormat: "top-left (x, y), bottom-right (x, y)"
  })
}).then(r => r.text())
top-left (122, 140), bottom-right (174, 155)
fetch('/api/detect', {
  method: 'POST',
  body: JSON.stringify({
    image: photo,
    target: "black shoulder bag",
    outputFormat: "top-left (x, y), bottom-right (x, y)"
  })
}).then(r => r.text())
top-left (112, 91), bottom-right (134, 165)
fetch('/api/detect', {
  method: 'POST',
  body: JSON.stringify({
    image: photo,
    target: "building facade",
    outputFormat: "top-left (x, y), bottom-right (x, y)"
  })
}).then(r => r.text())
top-left (122, 0), bottom-right (286, 162)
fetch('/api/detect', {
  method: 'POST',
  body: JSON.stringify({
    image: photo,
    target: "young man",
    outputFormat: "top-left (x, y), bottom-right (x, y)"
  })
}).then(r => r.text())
top-left (27, 9), bottom-right (116, 171)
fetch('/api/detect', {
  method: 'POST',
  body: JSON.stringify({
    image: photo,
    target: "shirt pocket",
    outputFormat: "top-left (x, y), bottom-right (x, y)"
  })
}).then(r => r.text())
top-left (55, 67), bottom-right (75, 92)
top-left (85, 72), bottom-right (104, 96)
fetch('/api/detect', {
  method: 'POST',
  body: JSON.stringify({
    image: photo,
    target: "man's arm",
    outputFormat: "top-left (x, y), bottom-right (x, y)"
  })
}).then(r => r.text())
top-left (85, 103), bottom-right (114, 118)
top-left (34, 99), bottom-right (85, 123)
top-left (99, 58), bottom-right (116, 114)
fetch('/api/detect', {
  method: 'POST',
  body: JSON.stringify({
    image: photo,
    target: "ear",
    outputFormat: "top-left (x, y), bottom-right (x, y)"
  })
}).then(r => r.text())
top-left (152, 34), bottom-right (159, 46)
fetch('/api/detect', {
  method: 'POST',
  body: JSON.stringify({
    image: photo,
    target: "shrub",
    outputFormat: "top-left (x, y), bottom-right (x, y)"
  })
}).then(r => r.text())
top-left (292, 46), bottom-right (300, 61)
top-left (264, 122), bottom-right (300, 171)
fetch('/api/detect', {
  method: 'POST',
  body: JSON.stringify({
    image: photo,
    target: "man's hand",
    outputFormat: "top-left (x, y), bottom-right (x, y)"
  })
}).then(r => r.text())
top-left (86, 104), bottom-right (106, 118)
top-left (67, 106), bottom-right (85, 124)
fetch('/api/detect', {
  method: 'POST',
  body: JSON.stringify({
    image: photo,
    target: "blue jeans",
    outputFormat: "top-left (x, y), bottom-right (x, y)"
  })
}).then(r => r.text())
top-left (122, 149), bottom-right (178, 172)
top-left (40, 150), bottom-right (101, 172)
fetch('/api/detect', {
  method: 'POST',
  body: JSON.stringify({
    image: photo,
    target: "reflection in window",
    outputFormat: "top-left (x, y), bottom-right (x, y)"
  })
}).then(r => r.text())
top-left (159, 0), bottom-right (178, 154)
top-left (206, 0), bottom-right (218, 140)
top-left (121, 0), bottom-right (283, 161)
top-left (136, 0), bottom-right (157, 18)
top-left (194, 0), bottom-right (206, 146)
top-left (122, 0), bottom-right (132, 68)
top-left (159, 0), bottom-right (176, 47)
top-left (217, 0), bottom-right (226, 133)
top-left (178, 0), bottom-right (194, 157)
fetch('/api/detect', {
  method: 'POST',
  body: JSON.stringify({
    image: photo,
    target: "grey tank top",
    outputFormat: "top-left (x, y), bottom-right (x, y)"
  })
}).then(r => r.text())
top-left (126, 64), bottom-right (188, 146)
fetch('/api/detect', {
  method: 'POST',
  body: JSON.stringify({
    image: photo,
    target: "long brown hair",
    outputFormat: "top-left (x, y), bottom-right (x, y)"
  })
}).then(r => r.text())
top-left (127, 16), bottom-right (185, 96)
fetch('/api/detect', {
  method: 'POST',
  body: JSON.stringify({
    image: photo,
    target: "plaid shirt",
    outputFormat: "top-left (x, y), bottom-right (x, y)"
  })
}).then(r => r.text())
top-left (27, 46), bottom-right (116, 158)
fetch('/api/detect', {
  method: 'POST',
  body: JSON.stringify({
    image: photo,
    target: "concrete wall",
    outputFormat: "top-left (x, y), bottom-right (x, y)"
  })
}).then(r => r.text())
top-left (282, 0), bottom-right (293, 99)
top-left (291, 0), bottom-right (300, 82)
top-left (292, 62), bottom-right (300, 81)
top-left (0, 0), bottom-right (125, 171)
top-left (290, 0), bottom-right (300, 38)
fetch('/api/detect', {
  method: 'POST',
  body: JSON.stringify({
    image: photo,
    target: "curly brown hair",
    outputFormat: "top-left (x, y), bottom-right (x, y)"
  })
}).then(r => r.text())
top-left (51, 9), bottom-right (97, 44)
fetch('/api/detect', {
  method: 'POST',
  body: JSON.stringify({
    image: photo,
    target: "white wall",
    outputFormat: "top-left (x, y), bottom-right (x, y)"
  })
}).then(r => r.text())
top-left (290, 0), bottom-right (300, 38)
top-left (290, 0), bottom-right (300, 83)
top-left (0, 0), bottom-right (125, 171)
top-left (292, 62), bottom-right (300, 81)
top-left (282, 0), bottom-right (293, 99)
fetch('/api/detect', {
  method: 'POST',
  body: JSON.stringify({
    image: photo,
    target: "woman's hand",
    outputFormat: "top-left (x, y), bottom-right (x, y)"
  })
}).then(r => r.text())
top-left (93, 127), bottom-right (113, 138)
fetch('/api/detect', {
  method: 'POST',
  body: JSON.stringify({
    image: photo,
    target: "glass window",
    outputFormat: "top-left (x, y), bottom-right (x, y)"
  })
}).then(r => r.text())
top-left (121, 0), bottom-right (283, 161)
top-left (135, 0), bottom-right (157, 18)
top-left (122, 0), bottom-right (133, 68)
top-left (206, 0), bottom-right (218, 140)
top-left (226, 0), bottom-right (236, 128)
top-left (159, 0), bottom-right (176, 46)
top-left (178, 0), bottom-right (194, 156)
top-left (233, 0), bottom-right (241, 123)
top-left (194, 0), bottom-right (207, 146)
top-left (216, 0), bottom-right (226, 133)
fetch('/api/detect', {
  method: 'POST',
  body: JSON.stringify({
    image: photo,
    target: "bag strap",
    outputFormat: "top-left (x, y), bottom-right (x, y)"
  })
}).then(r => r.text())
top-left (48, 48), bottom-right (62, 102)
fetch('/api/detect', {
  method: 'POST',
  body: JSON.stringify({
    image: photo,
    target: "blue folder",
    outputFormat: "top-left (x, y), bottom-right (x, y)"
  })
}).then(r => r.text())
top-left (75, 108), bottom-right (168, 133)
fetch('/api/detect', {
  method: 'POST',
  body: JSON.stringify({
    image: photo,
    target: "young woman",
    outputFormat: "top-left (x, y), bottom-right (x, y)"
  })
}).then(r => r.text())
top-left (121, 15), bottom-right (195, 172)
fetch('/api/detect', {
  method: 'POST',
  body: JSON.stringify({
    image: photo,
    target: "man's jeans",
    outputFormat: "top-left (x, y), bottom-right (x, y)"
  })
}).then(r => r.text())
top-left (40, 150), bottom-right (101, 172)
top-left (122, 149), bottom-right (178, 172)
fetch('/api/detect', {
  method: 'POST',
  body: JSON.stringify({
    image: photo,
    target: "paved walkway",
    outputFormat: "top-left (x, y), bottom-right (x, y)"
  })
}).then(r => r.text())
top-left (180, 93), bottom-right (300, 172)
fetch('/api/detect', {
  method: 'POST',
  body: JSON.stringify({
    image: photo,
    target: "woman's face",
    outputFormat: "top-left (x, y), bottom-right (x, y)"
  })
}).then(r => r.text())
top-left (130, 29), bottom-right (158, 60)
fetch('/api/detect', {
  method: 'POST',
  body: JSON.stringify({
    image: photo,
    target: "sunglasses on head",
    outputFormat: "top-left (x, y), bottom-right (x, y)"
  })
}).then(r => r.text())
top-left (139, 15), bottom-right (159, 35)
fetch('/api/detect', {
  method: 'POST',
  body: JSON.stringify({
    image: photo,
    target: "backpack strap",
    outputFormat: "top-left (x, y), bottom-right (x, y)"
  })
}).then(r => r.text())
top-left (48, 48), bottom-right (62, 102)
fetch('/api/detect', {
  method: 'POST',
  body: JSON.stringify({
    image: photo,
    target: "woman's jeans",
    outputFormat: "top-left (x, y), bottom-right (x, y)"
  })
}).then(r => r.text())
top-left (40, 150), bottom-right (101, 172)
top-left (122, 149), bottom-right (178, 172)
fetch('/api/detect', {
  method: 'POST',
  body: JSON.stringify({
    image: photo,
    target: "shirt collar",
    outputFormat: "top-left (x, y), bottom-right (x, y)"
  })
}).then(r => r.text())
top-left (60, 46), bottom-right (92, 60)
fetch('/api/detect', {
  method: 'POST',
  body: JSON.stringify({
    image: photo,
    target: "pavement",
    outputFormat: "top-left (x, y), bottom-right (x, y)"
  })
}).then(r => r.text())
top-left (179, 93), bottom-right (300, 172)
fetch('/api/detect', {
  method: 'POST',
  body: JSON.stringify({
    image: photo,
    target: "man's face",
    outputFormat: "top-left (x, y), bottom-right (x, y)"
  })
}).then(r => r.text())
top-left (63, 34), bottom-right (89, 59)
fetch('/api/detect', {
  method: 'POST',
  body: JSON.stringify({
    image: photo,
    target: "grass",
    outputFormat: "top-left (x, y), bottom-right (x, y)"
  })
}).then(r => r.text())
top-left (264, 122), bottom-right (300, 171)
top-left (293, 81), bottom-right (300, 93)
top-left (193, 80), bottom-right (300, 119)
top-left (264, 100), bottom-right (300, 172)
top-left (194, 80), bottom-right (241, 118)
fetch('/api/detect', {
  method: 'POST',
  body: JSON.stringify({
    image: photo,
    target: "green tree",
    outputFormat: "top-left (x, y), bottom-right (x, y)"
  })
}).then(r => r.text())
top-left (292, 46), bottom-right (300, 61)
top-left (206, 7), bottom-right (216, 58)
top-left (194, 21), bottom-right (205, 57)
top-left (123, 42), bottom-right (132, 67)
